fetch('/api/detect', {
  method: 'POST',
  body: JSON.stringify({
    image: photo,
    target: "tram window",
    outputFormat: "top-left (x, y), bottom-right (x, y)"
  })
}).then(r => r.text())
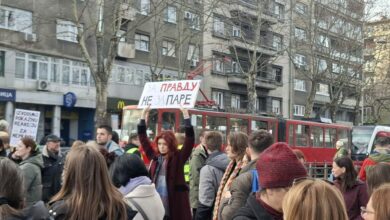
top-left (251, 120), bottom-right (268, 131)
top-left (190, 114), bottom-right (203, 141)
top-left (289, 124), bottom-right (294, 145)
top-left (206, 116), bottom-right (227, 143)
top-left (296, 124), bottom-right (310, 147)
top-left (312, 127), bottom-right (323, 148)
top-left (338, 129), bottom-right (349, 147)
top-left (147, 109), bottom-right (158, 141)
top-left (230, 118), bottom-right (248, 133)
top-left (162, 112), bottom-right (176, 131)
top-left (325, 128), bottom-right (336, 148)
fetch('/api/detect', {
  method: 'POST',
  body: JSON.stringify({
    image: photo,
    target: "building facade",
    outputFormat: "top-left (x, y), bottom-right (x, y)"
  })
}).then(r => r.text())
top-left (363, 17), bottom-right (390, 124)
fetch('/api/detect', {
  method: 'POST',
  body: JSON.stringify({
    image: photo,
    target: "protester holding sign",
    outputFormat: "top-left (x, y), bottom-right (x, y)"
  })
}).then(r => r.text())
top-left (137, 106), bottom-right (194, 220)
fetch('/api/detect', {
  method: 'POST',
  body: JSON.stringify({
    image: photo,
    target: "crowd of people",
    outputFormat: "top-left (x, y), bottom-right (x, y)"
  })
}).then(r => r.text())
top-left (0, 108), bottom-right (390, 220)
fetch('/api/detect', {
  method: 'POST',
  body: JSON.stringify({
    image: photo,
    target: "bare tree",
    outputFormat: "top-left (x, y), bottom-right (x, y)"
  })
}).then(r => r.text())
top-left (286, 0), bottom-right (364, 123)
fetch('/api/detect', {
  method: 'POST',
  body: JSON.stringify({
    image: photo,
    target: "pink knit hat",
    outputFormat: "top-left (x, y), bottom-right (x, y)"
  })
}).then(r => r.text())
top-left (257, 142), bottom-right (307, 188)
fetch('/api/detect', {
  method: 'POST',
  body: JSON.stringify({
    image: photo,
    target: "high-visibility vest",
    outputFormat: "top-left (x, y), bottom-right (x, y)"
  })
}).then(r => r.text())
top-left (127, 147), bottom-right (143, 160)
top-left (178, 144), bottom-right (190, 183)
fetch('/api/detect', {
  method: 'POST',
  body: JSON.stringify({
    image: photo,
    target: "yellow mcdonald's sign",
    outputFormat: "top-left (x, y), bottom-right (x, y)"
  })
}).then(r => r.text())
top-left (117, 100), bottom-right (125, 110)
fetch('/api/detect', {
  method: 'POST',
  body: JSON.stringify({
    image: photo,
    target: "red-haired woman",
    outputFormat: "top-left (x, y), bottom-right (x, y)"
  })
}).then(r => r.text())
top-left (138, 107), bottom-right (194, 220)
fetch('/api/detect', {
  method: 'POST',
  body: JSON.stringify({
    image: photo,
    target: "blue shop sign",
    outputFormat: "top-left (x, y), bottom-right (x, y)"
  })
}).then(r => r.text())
top-left (63, 92), bottom-right (77, 108)
top-left (0, 88), bottom-right (16, 102)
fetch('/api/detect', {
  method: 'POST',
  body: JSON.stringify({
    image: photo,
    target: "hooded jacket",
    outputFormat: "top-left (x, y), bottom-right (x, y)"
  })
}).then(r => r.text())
top-left (106, 140), bottom-right (124, 156)
top-left (358, 151), bottom-right (390, 181)
top-left (195, 151), bottom-right (229, 220)
top-left (19, 153), bottom-right (44, 206)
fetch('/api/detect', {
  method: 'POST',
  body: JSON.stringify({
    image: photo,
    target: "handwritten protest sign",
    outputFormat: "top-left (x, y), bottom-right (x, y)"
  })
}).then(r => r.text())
top-left (10, 109), bottom-right (41, 146)
top-left (138, 80), bottom-right (201, 109)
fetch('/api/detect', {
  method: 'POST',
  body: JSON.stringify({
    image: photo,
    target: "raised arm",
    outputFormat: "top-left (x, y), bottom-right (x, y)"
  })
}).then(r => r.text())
top-left (178, 108), bottom-right (195, 165)
top-left (137, 106), bottom-right (157, 160)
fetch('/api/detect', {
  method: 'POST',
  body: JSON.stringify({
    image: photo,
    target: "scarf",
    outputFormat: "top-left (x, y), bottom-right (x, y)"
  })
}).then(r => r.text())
top-left (212, 155), bottom-right (249, 220)
top-left (119, 176), bottom-right (152, 195)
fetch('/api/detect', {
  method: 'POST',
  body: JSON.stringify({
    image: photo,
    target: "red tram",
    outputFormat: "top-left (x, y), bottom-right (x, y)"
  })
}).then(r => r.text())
top-left (121, 105), bottom-right (351, 165)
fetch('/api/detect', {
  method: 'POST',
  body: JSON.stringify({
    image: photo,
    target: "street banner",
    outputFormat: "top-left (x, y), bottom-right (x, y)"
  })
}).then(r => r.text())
top-left (10, 109), bottom-right (41, 146)
top-left (138, 80), bottom-right (201, 109)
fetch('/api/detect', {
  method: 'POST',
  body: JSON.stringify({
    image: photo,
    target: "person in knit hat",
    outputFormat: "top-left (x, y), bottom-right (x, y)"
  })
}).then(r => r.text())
top-left (233, 142), bottom-right (307, 220)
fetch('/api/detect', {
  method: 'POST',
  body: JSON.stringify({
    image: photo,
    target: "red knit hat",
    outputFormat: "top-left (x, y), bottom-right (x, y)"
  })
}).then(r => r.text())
top-left (257, 142), bottom-right (307, 188)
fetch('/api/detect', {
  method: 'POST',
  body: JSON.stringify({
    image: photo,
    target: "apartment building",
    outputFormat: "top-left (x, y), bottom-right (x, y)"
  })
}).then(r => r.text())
top-left (290, 0), bottom-right (364, 124)
top-left (200, 0), bottom-right (290, 117)
top-left (363, 17), bottom-right (390, 124)
top-left (0, 0), bottom-right (201, 144)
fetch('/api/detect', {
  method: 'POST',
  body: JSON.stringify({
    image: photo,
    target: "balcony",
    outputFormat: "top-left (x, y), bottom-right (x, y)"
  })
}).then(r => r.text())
top-left (120, 3), bottom-right (137, 21)
top-left (230, 36), bottom-right (277, 56)
top-left (227, 73), bottom-right (278, 90)
top-left (230, 1), bottom-right (278, 24)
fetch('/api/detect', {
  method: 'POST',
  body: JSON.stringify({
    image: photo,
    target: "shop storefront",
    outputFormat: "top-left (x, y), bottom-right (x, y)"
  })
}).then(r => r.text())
top-left (0, 88), bottom-right (16, 122)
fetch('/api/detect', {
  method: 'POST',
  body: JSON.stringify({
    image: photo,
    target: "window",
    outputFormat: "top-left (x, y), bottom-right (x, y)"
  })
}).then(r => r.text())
top-left (332, 63), bottom-right (343, 74)
top-left (14, 52), bottom-right (91, 86)
top-left (317, 19), bottom-right (328, 29)
top-left (231, 94), bottom-right (241, 109)
top-left (0, 6), bottom-right (32, 33)
top-left (164, 6), bottom-right (176, 23)
top-left (294, 105), bottom-right (305, 116)
top-left (317, 59), bottom-right (327, 72)
top-left (272, 99), bottom-right (281, 114)
top-left (232, 26), bottom-right (241, 37)
top-left (294, 54), bottom-right (307, 69)
top-left (272, 2), bottom-right (284, 19)
top-left (112, 65), bottom-right (144, 85)
top-left (232, 61), bottom-right (239, 73)
top-left (294, 27), bottom-right (306, 41)
top-left (162, 40), bottom-right (175, 57)
top-left (0, 51), bottom-right (4, 77)
top-left (213, 59), bottom-right (223, 72)
top-left (213, 16), bottom-right (225, 36)
top-left (189, 13), bottom-right (200, 30)
top-left (295, 2), bottom-right (307, 15)
top-left (135, 33), bottom-right (149, 52)
top-left (316, 83), bottom-right (329, 96)
top-left (317, 35), bottom-right (330, 48)
top-left (137, 0), bottom-right (150, 15)
top-left (212, 90), bottom-right (224, 109)
top-left (187, 44), bottom-right (199, 61)
top-left (56, 19), bottom-right (78, 43)
top-left (294, 79), bottom-right (306, 91)
top-left (272, 66), bottom-right (282, 83)
top-left (273, 34), bottom-right (282, 50)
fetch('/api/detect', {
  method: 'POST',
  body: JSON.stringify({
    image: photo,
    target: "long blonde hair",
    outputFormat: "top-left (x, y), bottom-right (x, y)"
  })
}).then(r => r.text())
top-left (371, 183), bottom-right (390, 220)
top-left (50, 144), bottom-right (128, 220)
top-left (283, 179), bottom-right (348, 220)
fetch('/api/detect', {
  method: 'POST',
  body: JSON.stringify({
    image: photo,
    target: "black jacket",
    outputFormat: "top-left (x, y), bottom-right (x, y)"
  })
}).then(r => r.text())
top-left (42, 147), bottom-right (66, 203)
top-left (232, 193), bottom-right (275, 220)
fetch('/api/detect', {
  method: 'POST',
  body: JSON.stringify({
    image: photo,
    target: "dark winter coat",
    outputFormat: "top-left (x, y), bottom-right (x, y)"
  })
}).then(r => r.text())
top-left (5, 201), bottom-right (50, 220)
top-left (41, 146), bottom-right (66, 203)
top-left (233, 194), bottom-right (276, 220)
top-left (48, 200), bottom-right (137, 220)
top-left (196, 151), bottom-right (229, 220)
top-left (334, 180), bottom-right (368, 220)
top-left (19, 152), bottom-right (44, 206)
top-left (138, 118), bottom-right (195, 220)
top-left (221, 159), bottom-right (257, 220)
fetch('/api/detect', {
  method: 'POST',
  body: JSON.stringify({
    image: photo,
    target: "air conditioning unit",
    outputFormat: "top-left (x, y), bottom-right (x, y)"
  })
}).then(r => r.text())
top-left (37, 80), bottom-right (50, 91)
top-left (24, 33), bottom-right (37, 42)
top-left (184, 11), bottom-right (192, 19)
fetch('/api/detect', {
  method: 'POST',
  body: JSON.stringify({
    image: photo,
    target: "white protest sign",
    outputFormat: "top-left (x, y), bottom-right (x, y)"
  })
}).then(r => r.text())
top-left (138, 80), bottom-right (201, 109)
top-left (10, 109), bottom-right (41, 146)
